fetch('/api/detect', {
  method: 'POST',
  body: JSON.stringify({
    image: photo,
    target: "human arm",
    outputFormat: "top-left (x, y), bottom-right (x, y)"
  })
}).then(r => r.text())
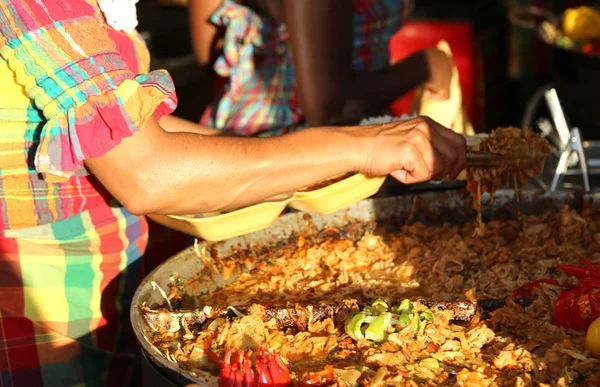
top-left (189, 0), bottom-right (224, 68)
top-left (283, 0), bottom-right (453, 126)
top-left (159, 114), bottom-right (222, 135)
top-left (85, 115), bottom-right (466, 215)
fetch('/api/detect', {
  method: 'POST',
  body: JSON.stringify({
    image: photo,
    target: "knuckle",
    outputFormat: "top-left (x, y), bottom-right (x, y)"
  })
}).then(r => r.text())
top-left (415, 120), bottom-right (428, 132)
top-left (401, 142), bottom-right (417, 156)
top-left (411, 130), bottom-right (429, 144)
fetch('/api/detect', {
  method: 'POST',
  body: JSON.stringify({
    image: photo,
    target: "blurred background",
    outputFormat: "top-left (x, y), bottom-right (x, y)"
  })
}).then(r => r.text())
top-left (137, 0), bottom-right (599, 136)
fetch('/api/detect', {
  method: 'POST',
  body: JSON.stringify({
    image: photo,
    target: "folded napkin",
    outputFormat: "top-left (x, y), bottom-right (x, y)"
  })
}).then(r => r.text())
top-left (412, 40), bottom-right (475, 136)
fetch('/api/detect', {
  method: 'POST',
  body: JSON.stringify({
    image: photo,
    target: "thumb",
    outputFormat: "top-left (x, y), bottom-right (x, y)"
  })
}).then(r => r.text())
top-left (424, 89), bottom-right (448, 101)
top-left (391, 169), bottom-right (408, 184)
top-left (391, 169), bottom-right (422, 185)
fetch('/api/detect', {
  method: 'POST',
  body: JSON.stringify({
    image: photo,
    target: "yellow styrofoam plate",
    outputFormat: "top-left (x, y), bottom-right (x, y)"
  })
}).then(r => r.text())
top-left (147, 194), bottom-right (293, 242)
top-left (288, 173), bottom-right (387, 214)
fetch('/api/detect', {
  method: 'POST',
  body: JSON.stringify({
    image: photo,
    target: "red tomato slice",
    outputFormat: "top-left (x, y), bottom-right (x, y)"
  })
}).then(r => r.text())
top-left (569, 289), bottom-right (587, 331)
top-left (554, 290), bottom-right (572, 329)
top-left (589, 289), bottom-right (600, 317)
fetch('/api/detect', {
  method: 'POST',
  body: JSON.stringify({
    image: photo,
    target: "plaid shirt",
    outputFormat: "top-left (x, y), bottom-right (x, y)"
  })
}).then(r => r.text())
top-left (0, 1), bottom-right (177, 386)
top-left (200, 0), bottom-right (414, 136)
top-left (0, 0), bottom-right (177, 230)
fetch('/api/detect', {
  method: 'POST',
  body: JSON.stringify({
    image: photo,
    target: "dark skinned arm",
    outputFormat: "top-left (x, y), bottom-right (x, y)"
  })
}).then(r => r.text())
top-left (284, 0), bottom-right (439, 126)
top-left (189, 0), bottom-right (224, 68)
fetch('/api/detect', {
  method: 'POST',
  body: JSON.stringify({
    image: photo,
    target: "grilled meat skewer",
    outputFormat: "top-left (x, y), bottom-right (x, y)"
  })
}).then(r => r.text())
top-left (141, 297), bottom-right (533, 334)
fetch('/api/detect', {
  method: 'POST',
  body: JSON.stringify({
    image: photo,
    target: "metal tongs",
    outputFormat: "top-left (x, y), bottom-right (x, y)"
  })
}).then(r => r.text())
top-left (464, 134), bottom-right (549, 170)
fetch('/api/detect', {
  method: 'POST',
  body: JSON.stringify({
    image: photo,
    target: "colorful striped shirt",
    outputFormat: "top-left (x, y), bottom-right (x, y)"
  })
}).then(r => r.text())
top-left (0, 1), bottom-right (177, 385)
top-left (200, 0), bottom-right (413, 137)
top-left (0, 0), bottom-right (178, 230)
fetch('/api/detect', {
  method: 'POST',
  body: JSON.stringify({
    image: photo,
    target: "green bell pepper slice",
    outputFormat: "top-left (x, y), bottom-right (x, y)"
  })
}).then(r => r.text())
top-left (345, 312), bottom-right (367, 340)
top-left (371, 298), bottom-right (389, 315)
top-left (365, 312), bottom-right (392, 343)
top-left (397, 312), bottom-right (411, 328)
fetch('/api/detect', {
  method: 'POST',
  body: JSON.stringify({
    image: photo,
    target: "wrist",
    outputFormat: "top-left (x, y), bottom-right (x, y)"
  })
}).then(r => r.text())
top-left (330, 125), bottom-right (372, 174)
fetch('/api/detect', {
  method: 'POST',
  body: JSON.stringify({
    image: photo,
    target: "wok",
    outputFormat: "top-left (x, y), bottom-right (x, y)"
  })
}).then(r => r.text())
top-left (131, 188), bottom-right (600, 386)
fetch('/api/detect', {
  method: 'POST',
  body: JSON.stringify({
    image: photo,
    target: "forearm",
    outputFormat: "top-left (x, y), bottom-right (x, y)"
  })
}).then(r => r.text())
top-left (88, 120), bottom-right (362, 215)
top-left (153, 128), bottom-right (360, 214)
top-left (189, 0), bottom-right (224, 68)
top-left (159, 114), bottom-right (221, 135)
top-left (346, 52), bottom-right (429, 116)
top-left (306, 52), bottom-right (429, 126)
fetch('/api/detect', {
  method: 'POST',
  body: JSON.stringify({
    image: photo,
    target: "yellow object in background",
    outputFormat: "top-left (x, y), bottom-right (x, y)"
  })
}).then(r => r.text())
top-left (412, 40), bottom-right (475, 136)
top-left (585, 316), bottom-right (600, 358)
top-left (563, 6), bottom-right (600, 41)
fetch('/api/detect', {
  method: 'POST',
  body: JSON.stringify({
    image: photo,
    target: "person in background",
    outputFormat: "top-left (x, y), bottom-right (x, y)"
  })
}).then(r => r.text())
top-left (189, 0), bottom-right (455, 137)
top-left (0, 1), bottom-right (465, 386)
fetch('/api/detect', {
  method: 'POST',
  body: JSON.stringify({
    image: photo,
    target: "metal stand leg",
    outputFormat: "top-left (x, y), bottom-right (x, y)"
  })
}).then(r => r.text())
top-left (532, 175), bottom-right (548, 191)
top-left (572, 128), bottom-right (590, 192)
top-left (522, 84), bottom-right (591, 192)
top-left (549, 128), bottom-right (590, 192)
top-left (550, 149), bottom-right (571, 191)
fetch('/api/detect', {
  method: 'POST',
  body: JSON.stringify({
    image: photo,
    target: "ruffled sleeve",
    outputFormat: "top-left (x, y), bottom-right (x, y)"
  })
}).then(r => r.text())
top-left (0, 0), bottom-right (177, 182)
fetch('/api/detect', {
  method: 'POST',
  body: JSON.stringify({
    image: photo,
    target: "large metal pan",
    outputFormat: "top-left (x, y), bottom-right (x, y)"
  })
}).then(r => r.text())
top-left (131, 188), bottom-right (598, 386)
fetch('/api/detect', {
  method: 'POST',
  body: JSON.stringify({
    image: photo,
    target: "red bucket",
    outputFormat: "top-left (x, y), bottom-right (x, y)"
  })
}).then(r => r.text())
top-left (388, 21), bottom-right (476, 127)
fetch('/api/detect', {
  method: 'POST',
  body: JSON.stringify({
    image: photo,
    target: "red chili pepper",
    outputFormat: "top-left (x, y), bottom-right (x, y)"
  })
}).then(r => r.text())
top-left (512, 278), bottom-right (559, 298)
top-left (219, 346), bottom-right (291, 387)
top-left (255, 351), bottom-right (273, 387)
top-left (580, 279), bottom-right (600, 293)
top-left (204, 333), bottom-right (223, 368)
top-left (264, 348), bottom-right (292, 386)
top-left (554, 290), bottom-right (571, 329)
top-left (558, 264), bottom-right (589, 280)
top-left (220, 349), bottom-right (235, 387)
top-left (582, 258), bottom-right (600, 279)
top-left (559, 258), bottom-right (600, 281)
top-left (243, 351), bottom-right (255, 387)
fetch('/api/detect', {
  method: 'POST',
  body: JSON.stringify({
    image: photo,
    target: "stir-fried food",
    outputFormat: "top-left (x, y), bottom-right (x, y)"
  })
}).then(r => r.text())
top-left (299, 173), bottom-right (355, 192)
top-left (465, 127), bottom-right (550, 200)
top-left (143, 200), bottom-right (600, 386)
top-left (465, 127), bottom-right (551, 233)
